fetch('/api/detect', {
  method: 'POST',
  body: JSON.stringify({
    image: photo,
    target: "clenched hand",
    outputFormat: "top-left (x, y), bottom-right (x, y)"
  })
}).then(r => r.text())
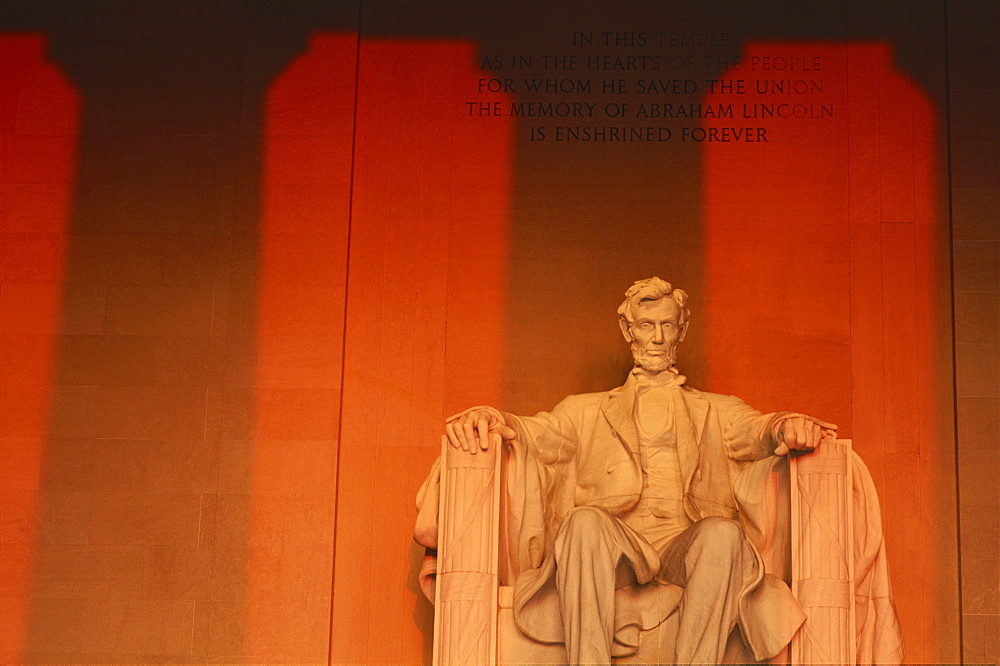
top-left (773, 415), bottom-right (837, 456)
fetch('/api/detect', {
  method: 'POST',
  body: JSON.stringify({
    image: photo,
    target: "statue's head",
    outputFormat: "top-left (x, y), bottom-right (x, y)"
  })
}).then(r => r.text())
top-left (617, 277), bottom-right (690, 373)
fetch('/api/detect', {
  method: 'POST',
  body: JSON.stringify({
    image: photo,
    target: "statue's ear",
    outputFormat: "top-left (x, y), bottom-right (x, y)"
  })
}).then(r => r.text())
top-left (679, 318), bottom-right (689, 342)
top-left (619, 316), bottom-right (633, 342)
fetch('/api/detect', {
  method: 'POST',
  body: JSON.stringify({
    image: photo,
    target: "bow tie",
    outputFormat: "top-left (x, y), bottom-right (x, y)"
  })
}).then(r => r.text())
top-left (631, 366), bottom-right (687, 394)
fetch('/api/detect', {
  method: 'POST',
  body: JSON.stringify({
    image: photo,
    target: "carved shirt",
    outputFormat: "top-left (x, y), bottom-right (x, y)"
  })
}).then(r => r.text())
top-left (622, 384), bottom-right (692, 551)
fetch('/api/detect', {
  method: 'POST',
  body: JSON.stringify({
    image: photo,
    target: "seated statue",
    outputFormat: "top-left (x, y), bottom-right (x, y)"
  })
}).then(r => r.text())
top-left (416, 277), bottom-right (903, 664)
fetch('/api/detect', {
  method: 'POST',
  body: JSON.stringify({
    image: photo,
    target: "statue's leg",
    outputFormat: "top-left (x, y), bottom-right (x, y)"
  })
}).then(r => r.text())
top-left (552, 506), bottom-right (627, 665)
top-left (660, 516), bottom-right (755, 664)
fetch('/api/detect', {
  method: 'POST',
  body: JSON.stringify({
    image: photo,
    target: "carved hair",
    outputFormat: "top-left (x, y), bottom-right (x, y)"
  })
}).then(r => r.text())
top-left (617, 276), bottom-right (690, 326)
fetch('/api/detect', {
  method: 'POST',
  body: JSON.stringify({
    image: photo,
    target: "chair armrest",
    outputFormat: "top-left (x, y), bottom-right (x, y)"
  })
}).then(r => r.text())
top-left (789, 438), bottom-right (855, 665)
top-left (434, 437), bottom-right (502, 665)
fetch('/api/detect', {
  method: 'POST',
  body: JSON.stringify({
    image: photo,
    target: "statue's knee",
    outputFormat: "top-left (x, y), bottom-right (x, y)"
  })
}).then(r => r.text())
top-left (555, 506), bottom-right (614, 554)
top-left (692, 516), bottom-right (744, 554)
top-left (562, 506), bottom-right (612, 534)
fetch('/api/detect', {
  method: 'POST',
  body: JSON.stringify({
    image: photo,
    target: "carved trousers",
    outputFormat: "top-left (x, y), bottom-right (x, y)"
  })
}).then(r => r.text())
top-left (552, 506), bottom-right (755, 664)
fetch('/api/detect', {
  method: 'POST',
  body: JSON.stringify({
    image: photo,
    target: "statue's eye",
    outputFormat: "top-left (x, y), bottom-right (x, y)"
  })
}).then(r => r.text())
top-left (639, 322), bottom-right (652, 330)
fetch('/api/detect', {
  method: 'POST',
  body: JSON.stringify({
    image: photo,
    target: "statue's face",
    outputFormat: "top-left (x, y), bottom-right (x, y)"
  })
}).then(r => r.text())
top-left (623, 297), bottom-right (684, 373)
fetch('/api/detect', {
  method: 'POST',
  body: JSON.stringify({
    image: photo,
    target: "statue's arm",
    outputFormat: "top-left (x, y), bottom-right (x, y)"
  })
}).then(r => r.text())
top-left (719, 396), bottom-right (836, 460)
top-left (444, 398), bottom-right (580, 464)
top-left (506, 397), bottom-right (580, 465)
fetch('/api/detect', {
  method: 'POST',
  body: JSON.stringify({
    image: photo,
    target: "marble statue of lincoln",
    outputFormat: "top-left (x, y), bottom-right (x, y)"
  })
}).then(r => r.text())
top-left (443, 277), bottom-right (837, 663)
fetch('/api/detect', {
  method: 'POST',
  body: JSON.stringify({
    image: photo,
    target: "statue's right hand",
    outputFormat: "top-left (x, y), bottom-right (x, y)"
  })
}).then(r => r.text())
top-left (444, 406), bottom-right (516, 454)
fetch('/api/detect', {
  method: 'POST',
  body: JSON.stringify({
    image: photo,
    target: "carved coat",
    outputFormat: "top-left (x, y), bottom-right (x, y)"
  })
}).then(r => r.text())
top-left (503, 375), bottom-right (805, 660)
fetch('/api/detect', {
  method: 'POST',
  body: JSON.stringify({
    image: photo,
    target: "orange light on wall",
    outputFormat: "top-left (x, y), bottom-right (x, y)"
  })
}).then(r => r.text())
top-left (247, 33), bottom-right (358, 661)
top-left (328, 38), bottom-right (512, 663)
top-left (258, 37), bottom-right (512, 662)
top-left (0, 34), bottom-right (80, 662)
top-left (702, 42), bottom-right (950, 662)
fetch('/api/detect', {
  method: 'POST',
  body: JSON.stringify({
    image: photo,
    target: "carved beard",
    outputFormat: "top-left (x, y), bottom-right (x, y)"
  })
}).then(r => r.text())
top-left (631, 341), bottom-right (677, 374)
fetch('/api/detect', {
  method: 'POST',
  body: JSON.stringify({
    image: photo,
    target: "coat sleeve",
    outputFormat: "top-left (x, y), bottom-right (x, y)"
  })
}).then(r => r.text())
top-left (508, 396), bottom-right (581, 466)
top-left (503, 396), bottom-right (586, 575)
top-left (713, 393), bottom-right (790, 462)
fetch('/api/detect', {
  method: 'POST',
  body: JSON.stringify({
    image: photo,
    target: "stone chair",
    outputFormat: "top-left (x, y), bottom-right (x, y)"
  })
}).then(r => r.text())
top-left (423, 437), bottom-right (866, 665)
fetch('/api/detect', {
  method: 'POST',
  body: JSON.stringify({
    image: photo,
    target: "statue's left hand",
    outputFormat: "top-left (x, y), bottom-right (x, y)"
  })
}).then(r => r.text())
top-left (773, 416), bottom-right (837, 456)
top-left (444, 406), bottom-right (516, 455)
